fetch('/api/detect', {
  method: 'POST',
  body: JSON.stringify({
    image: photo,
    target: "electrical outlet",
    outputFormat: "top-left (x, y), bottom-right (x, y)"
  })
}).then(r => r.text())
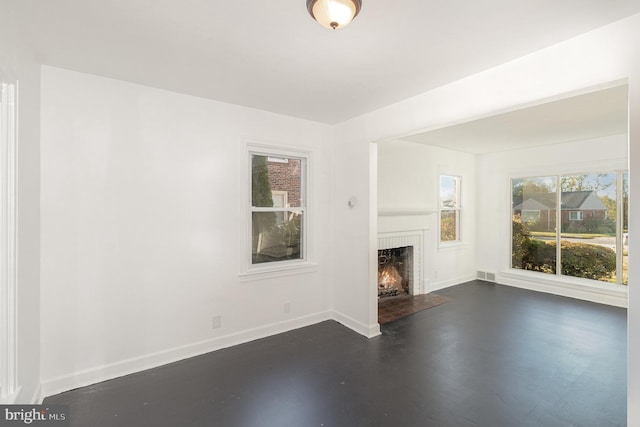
top-left (212, 315), bottom-right (221, 329)
top-left (284, 302), bottom-right (291, 314)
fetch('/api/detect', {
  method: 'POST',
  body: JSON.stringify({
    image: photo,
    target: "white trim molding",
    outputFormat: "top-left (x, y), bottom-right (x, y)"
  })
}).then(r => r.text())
top-left (378, 209), bottom-right (436, 216)
top-left (498, 270), bottom-right (628, 308)
top-left (39, 308), bottom-right (384, 398)
top-left (241, 141), bottom-right (314, 277)
top-left (0, 80), bottom-right (18, 403)
top-left (331, 310), bottom-right (381, 338)
top-left (41, 311), bottom-right (333, 398)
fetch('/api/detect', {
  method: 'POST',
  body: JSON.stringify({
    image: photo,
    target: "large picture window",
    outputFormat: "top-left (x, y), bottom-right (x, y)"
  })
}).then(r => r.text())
top-left (512, 171), bottom-right (629, 285)
top-left (440, 175), bottom-right (461, 243)
top-left (250, 151), bottom-right (306, 265)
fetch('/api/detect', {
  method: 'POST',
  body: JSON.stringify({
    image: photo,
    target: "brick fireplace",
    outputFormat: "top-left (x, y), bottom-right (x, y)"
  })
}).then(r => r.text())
top-left (378, 246), bottom-right (413, 297)
top-left (377, 231), bottom-right (423, 297)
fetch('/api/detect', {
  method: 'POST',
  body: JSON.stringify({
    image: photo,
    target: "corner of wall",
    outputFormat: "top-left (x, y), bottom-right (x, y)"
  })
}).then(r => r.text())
top-left (331, 310), bottom-right (381, 338)
top-left (41, 311), bottom-right (333, 398)
top-left (1, 4), bottom-right (42, 405)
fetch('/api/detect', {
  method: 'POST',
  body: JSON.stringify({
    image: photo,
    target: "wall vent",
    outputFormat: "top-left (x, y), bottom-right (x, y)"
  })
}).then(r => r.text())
top-left (477, 271), bottom-right (496, 282)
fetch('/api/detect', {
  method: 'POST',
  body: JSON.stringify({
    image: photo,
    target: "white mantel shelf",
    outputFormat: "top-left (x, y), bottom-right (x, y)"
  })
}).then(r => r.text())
top-left (378, 209), bottom-right (436, 216)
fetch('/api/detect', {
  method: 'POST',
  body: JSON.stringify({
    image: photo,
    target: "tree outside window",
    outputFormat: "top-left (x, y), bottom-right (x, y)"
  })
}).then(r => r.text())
top-left (250, 153), bottom-right (306, 265)
top-left (440, 175), bottom-right (461, 243)
top-left (512, 171), bottom-right (628, 285)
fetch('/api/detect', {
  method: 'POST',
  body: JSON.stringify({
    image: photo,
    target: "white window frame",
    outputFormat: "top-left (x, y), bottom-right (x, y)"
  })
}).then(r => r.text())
top-left (439, 174), bottom-right (462, 245)
top-left (569, 211), bottom-right (583, 221)
top-left (267, 156), bottom-right (289, 164)
top-left (0, 79), bottom-right (18, 402)
top-left (242, 143), bottom-right (314, 277)
top-left (271, 190), bottom-right (289, 208)
top-left (510, 170), bottom-right (628, 287)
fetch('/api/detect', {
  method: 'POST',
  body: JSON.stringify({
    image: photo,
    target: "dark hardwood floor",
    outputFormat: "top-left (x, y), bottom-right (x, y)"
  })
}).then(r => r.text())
top-left (44, 281), bottom-right (627, 426)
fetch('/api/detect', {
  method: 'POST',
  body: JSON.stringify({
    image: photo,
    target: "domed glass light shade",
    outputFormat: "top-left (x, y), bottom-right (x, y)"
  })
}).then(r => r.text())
top-left (306, 0), bottom-right (362, 30)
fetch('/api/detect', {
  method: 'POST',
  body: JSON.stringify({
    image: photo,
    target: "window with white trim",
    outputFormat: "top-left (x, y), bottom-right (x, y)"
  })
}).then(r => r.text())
top-left (250, 151), bottom-right (307, 265)
top-left (439, 175), bottom-right (461, 243)
top-left (512, 171), bottom-right (629, 285)
top-left (569, 211), bottom-right (583, 221)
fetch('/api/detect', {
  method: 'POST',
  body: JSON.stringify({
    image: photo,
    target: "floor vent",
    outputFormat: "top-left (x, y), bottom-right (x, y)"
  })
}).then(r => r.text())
top-left (477, 271), bottom-right (496, 282)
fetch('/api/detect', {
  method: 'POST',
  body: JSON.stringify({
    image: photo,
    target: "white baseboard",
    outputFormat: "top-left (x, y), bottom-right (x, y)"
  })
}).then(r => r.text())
top-left (428, 274), bottom-right (477, 293)
top-left (42, 273), bottom-right (620, 402)
top-left (40, 310), bottom-right (333, 399)
top-left (0, 386), bottom-right (21, 404)
top-left (497, 272), bottom-right (628, 308)
top-left (331, 310), bottom-right (381, 338)
top-left (30, 385), bottom-right (42, 405)
top-left (427, 271), bottom-right (628, 308)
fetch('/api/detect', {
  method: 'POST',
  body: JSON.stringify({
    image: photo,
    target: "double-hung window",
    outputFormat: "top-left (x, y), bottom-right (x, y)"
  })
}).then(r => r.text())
top-left (439, 175), bottom-right (461, 243)
top-left (250, 149), bottom-right (307, 266)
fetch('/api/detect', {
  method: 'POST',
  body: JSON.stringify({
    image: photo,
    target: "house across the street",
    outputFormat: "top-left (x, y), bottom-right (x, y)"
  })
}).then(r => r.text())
top-left (513, 190), bottom-right (608, 231)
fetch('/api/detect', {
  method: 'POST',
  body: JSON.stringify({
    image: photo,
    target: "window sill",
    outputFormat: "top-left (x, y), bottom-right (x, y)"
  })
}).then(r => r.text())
top-left (438, 242), bottom-right (472, 252)
top-left (239, 261), bottom-right (319, 282)
top-left (501, 269), bottom-right (628, 296)
top-left (378, 209), bottom-right (436, 216)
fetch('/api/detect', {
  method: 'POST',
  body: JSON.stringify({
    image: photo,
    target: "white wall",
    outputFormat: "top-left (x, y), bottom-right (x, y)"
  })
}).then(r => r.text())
top-left (476, 134), bottom-right (628, 306)
top-left (377, 140), bottom-right (476, 291)
top-left (330, 13), bottom-right (640, 424)
top-left (39, 67), bottom-right (334, 397)
top-left (11, 12), bottom-right (640, 424)
top-left (0, 4), bottom-right (41, 404)
top-left (327, 124), bottom-right (379, 336)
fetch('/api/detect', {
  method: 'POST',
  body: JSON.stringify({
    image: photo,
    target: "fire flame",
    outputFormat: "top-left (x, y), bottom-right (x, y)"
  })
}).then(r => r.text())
top-left (378, 265), bottom-right (401, 289)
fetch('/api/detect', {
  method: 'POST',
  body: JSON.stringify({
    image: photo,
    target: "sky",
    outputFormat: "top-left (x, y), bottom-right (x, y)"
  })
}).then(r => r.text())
top-left (514, 171), bottom-right (627, 200)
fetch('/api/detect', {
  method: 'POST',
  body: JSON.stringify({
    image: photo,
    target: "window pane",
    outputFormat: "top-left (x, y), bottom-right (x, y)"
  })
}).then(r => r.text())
top-left (252, 211), bottom-right (303, 264)
top-left (512, 177), bottom-right (557, 274)
top-left (440, 210), bottom-right (458, 242)
top-left (440, 175), bottom-right (458, 208)
top-left (560, 173), bottom-right (617, 283)
top-left (440, 175), bottom-right (461, 243)
top-left (251, 155), bottom-right (302, 208)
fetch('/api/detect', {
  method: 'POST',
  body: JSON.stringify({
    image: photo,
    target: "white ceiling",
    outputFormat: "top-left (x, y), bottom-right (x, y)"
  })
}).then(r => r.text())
top-left (400, 84), bottom-right (629, 154)
top-left (10, 0), bottom-right (640, 124)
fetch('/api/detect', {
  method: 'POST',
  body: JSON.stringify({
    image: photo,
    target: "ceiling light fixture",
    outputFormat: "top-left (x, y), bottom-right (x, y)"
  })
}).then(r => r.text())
top-left (306, 0), bottom-right (362, 30)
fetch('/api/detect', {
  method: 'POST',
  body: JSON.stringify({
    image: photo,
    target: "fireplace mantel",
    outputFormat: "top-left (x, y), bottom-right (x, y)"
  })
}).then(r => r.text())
top-left (378, 209), bottom-right (436, 216)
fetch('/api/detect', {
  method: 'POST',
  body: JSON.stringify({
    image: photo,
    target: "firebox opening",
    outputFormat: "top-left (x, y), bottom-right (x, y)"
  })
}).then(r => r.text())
top-left (378, 246), bottom-right (413, 298)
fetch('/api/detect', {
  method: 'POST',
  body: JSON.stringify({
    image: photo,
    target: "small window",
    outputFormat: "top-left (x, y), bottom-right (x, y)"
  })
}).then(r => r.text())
top-left (569, 211), bottom-right (583, 221)
top-left (250, 151), bottom-right (306, 265)
top-left (440, 175), bottom-right (461, 243)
